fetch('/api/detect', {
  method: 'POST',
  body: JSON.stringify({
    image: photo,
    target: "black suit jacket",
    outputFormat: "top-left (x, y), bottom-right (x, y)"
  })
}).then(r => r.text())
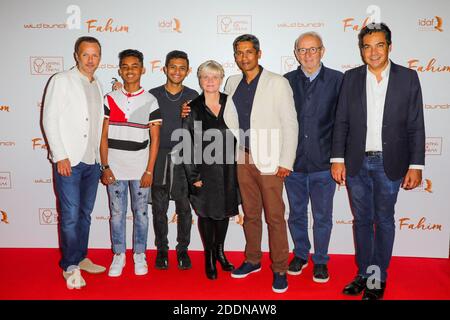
top-left (331, 61), bottom-right (425, 181)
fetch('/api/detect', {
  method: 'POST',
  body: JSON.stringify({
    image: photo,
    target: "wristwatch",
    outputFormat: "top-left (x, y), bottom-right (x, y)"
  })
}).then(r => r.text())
top-left (100, 164), bottom-right (110, 172)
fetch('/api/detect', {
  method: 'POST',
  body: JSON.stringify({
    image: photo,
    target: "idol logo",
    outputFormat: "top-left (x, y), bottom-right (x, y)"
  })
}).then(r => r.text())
top-left (30, 57), bottom-right (64, 75)
top-left (418, 16), bottom-right (444, 32)
top-left (158, 18), bottom-right (182, 33)
top-left (217, 15), bottom-right (252, 34)
top-left (39, 208), bottom-right (58, 225)
top-left (1, 210), bottom-right (9, 224)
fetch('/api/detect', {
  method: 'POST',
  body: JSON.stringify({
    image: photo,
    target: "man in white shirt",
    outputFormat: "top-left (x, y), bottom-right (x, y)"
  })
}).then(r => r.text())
top-left (331, 23), bottom-right (425, 300)
top-left (43, 36), bottom-right (106, 288)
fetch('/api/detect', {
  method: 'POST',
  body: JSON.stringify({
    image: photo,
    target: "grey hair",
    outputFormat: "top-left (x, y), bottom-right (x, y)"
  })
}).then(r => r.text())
top-left (294, 31), bottom-right (324, 49)
top-left (197, 60), bottom-right (225, 79)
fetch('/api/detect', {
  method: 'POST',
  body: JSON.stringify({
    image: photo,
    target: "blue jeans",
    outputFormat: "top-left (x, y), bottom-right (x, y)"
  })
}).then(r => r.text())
top-left (346, 154), bottom-right (401, 282)
top-left (107, 180), bottom-right (150, 254)
top-left (285, 170), bottom-right (336, 265)
top-left (54, 162), bottom-right (101, 271)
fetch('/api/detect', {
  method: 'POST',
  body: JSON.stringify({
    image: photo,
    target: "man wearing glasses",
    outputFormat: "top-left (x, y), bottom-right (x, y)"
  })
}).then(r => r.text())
top-left (284, 32), bottom-right (343, 283)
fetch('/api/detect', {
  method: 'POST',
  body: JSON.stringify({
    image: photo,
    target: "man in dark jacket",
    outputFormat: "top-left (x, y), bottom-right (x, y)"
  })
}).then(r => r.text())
top-left (284, 32), bottom-right (343, 284)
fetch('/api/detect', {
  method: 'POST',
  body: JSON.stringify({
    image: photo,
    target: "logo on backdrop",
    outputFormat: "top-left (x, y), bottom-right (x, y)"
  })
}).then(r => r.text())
top-left (217, 15), bottom-right (252, 34)
top-left (23, 22), bottom-right (67, 29)
top-left (1, 210), bottom-right (9, 224)
top-left (39, 208), bottom-right (58, 225)
top-left (277, 21), bottom-right (324, 29)
top-left (398, 217), bottom-right (442, 231)
top-left (280, 56), bottom-right (299, 74)
top-left (411, 178), bottom-right (433, 193)
top-left (86, 18), bottom-right (129, 33)
top-left (98, 63), bottom-right (119, 70)
top-left (32, 138), bottom-right (48, 150)
top-left (408, 58), bottom-right (450, 72)
top-left (34, 178), bottom-right (52, 184)
top-left (221, 61), bottom-right (241, 75)
top-left (343, 5), bottom-right (382, 32)
top-left (232, 214), bottom-right (244, 226)
top-left (424, 103), bottom-right (450, 110)
top-left (0, 141), bottom-right (15, 147)
top-left (158, 18), bottom-right (182, 33)
top-left (418, 16), bottom-right (444, 32)
top-left (0, 172), bottom-right (12, 189)
top-left (341, 63), bottom-right (363, 71)
top-left (0, 105), bottom-right (10, 112)
top-left (30, 57), bottom-right (64, 75)
top-left (425, 137), bottom-right (443, 155)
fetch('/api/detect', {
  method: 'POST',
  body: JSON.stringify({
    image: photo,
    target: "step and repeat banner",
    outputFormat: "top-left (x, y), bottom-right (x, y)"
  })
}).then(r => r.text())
top-left (0, 0), bottom-right (449, 258)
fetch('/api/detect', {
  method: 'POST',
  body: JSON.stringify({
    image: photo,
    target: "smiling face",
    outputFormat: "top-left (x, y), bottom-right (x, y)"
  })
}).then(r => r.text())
top-left (75, 41), bottom-right (101, 79)
top-left (118, 56), bottom-right (145, 86)
top-left (295, 34), bottom-right (324, 74)
top-left (234, 41), bottom-right (261, 74)
top-left (361, 31), bottom-right (391, 73)
top-left (164, 58), bottom-right (189, 85)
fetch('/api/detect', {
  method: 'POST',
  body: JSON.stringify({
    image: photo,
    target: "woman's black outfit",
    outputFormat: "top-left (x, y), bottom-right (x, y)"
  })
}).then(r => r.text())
top-left (182, 93), bottom-right (240, 279)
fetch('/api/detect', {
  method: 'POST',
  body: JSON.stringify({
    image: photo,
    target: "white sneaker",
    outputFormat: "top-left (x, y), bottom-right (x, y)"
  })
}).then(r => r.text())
top-left (133, 253), bottom-right (148, 276)
top-left (108, 253), bottom-right (126, 277)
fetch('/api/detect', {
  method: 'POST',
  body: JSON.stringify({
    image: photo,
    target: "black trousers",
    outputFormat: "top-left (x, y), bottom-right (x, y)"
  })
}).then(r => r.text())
top-left (197, 217), bottom-right (229, 250)
top-left (151, 184), bottom-right (192, 252)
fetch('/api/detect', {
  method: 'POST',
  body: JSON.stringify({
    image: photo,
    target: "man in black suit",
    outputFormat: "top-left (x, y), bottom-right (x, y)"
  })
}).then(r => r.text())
top-left (331, 23), bottom-right (425, 300)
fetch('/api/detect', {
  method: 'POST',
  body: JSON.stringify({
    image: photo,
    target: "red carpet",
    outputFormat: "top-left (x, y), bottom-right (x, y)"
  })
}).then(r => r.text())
top-left (0, 248), bottom-right (448, 300)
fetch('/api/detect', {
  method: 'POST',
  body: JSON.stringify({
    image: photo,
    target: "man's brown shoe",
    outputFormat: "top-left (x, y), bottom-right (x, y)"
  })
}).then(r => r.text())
top-left (79, 258), bottom-right (106, 274)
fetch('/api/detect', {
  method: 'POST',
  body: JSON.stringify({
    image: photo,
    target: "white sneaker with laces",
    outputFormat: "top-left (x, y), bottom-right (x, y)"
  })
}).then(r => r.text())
top-left (133, 253), bottom-right (148, 276)
top-left (108, 253), bottom-right (126, 277)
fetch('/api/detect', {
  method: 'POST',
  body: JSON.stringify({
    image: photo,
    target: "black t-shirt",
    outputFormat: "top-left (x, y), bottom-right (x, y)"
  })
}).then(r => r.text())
top-left (149, 85), bottom-right (198, 149)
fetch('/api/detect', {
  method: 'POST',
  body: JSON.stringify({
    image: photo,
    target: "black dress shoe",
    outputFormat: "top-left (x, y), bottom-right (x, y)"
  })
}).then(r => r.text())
top-left (343, 275), bottom-right (368, 295)
top-left (362, 281), bottom-right (386, 300)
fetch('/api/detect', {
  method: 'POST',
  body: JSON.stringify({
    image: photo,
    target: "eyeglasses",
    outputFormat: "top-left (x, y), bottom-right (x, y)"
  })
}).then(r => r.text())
top-left (295, 46), bottom-right (322, 55)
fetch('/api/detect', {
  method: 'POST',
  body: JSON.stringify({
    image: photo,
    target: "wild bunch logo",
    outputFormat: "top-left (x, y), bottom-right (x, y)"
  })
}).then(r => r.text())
top-left (158, 18), bottom-right (182, 33)
top-left (424, 103), bottom-right (450, 110)
top-left (277, 21), bottom-right (324, 29)
top-left (408, 58), bottom-right (450, 72)
top-left (1, 210), bottom-right (9, 224)
top-left (23, 22), bottom-right (66, 29)
top-left (86, 18), bottom-right (129, 33)
top-left (0, 141), bottom-right (15, 147)
top-left (399, 217), bottom-right (442, 231)
top-left (418, 16), bottom-right (444, 32)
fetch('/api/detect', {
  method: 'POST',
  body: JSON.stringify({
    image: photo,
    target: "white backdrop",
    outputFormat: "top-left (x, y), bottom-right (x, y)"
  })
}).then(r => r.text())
top-left (0, 0), bottom-right (449, 258)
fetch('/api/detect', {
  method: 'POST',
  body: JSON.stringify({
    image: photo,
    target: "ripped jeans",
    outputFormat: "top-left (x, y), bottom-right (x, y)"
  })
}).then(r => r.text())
top-left (107, 180), bottom-right (150, 254)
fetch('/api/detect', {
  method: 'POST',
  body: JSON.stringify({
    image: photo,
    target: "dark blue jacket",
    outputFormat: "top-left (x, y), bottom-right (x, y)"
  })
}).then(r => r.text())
top-left (331, 62), bottom-right (425, 181)
top-left (284, 65), bottom-right (343, 173)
